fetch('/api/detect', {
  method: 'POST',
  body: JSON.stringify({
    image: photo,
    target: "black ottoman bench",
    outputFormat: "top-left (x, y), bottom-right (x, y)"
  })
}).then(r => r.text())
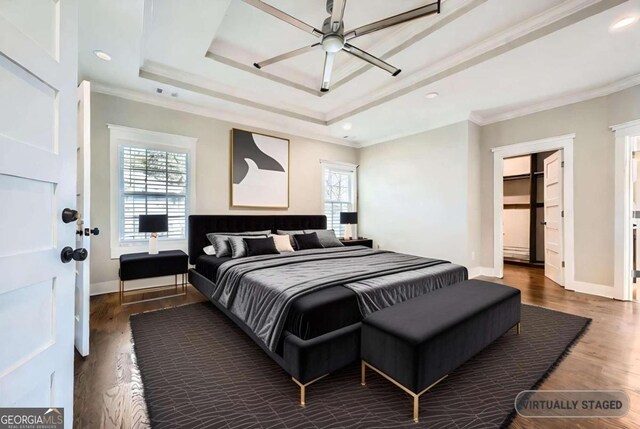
top-left (360, 279), bottom-right (521, 422)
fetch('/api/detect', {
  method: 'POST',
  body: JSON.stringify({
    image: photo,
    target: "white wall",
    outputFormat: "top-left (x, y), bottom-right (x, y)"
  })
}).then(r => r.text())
top-left (90, 93), bottom-right (358, 291)
top-left (480, 85), bottom-right (640, 287)
top-left (358, 121), bottom-right (481, 271)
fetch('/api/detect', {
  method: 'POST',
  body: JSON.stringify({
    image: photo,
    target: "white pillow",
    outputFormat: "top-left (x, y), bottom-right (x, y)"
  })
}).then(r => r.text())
top-left (203, 245), bottom-right (215, 255)
top-left (273, 234), bottom-right (294, 253)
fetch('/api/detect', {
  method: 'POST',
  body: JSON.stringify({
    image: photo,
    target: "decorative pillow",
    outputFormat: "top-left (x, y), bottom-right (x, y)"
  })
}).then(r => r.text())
top-left (304, 229), bottom-right (344, 248)
top-left (272, 234), bottom-right (295, 252)
top-left (203, 245), bottom-right (215, 255)
top-left (276, 230), bottom-right (304, 249)
top-left (207, 230), bottom-right (270, 257)
top-left (228, 236), bottom-right (266, 259)
top-left (244, 237), bottom-right (280, 257)
top-left (293, 232), bottom-right (324, 250)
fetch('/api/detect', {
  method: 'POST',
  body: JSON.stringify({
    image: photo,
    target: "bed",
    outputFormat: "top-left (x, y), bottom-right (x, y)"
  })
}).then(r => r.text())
top-left (187, 215), bottom-right (468, 404)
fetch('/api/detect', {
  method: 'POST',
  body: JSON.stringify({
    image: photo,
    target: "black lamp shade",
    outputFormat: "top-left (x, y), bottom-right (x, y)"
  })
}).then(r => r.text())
top-left (340, 212), bottom-right (358, 224)
top-left (139, 214), bottom-right (168, 233)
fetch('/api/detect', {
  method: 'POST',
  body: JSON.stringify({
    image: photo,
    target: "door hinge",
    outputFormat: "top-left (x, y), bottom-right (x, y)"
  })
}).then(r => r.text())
top-left (561, 210), bottom-right (564, 218)
top-left (561, 161), bottom-right (565, 168)
top-left (562, 261), bottom-right (565, 268)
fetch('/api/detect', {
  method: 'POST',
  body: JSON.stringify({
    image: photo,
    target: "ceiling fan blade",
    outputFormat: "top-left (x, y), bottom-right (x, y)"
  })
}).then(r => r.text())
top-left (254, 43), bottom-right (321, 69)
top-left (342, 43), bottom-right (401, 76)
top-left (321, 52), bottom-right (337, 92)
top-left (242, 0), bottom-right (323, 37)
top-left (330, 0), bottom-right (347, 32)
top-left (344, 1), bottom-right (440, 40)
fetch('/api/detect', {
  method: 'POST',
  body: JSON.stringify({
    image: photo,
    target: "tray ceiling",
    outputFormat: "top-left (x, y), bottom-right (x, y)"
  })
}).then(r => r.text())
top-left (79, 0), bottom-right (640, 146)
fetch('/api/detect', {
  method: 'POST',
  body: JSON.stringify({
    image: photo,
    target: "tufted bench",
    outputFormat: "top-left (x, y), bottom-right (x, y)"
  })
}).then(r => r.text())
top-left (360, 279), bottom-right (521, 422)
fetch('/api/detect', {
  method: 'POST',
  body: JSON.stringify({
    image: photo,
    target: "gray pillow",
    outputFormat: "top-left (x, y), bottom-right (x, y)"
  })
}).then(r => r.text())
top-left (276, 230), bottom-right (304, 249)
top-left (304, 229), bottom-right (344, 248)
top-left (207, 230), bottom-right (271, 257)
top-left (228, 235), bottom-right (266, 259)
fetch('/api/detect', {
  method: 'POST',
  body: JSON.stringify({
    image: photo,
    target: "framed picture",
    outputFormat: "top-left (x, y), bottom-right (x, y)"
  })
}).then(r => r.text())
top-left (230, 128), bottom-right (290, 209)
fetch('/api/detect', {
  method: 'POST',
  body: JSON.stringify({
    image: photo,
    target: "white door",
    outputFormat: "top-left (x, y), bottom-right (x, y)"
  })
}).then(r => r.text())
top-left (0, 1), bottom-right (78, 427)
top-left (75, 81), bottom-right (91, 356)
top-left (544, 151), bottom-right (564, 286)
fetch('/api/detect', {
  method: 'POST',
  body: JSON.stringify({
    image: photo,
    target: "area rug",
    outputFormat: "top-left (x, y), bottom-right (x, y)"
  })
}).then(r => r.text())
top-left (130, 302), bottom-right (590, 428)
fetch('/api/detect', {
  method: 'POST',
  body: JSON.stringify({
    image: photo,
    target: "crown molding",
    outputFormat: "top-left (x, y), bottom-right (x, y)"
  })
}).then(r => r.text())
top-left (475, 73), bottom-right (640, 126)
top-left (91, 82), bottom-right (358, 148)
top-left (139, 63), bottom-right (327, 125)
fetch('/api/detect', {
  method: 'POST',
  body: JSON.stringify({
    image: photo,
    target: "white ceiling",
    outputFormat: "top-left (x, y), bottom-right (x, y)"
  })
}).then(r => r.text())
top-left (79, 0), bottom-right (640, 146)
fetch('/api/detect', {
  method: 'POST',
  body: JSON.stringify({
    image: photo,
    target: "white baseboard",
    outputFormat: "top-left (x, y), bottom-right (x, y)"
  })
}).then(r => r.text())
top-left (468, 267), bottom-right (495, 279)
top-left (91, 275), bottom-right (182, 296)
top-left (571, 281), bottom-right (615, 299)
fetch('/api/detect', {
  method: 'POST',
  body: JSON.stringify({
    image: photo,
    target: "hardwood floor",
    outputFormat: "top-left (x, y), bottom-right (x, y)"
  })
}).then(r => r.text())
top-left (75, 266), bottom-right (640, 428)
top-left (73, 286), bottom-right (206, 429)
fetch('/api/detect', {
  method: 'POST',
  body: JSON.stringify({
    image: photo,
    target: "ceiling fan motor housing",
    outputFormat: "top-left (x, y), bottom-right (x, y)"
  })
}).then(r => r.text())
top-left (321, 17), bottom-right (344, 52)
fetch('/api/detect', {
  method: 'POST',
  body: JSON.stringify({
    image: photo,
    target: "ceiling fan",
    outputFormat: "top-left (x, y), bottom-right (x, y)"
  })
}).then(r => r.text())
top-left (243, 0), bottom-right (441, 92)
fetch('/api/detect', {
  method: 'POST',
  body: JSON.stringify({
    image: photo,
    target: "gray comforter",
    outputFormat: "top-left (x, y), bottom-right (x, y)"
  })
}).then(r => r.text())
top-left (212, 247), bottom-right (467, 351)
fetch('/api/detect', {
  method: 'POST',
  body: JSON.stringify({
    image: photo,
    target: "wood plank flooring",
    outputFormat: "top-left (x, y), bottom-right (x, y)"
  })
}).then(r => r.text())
top-left (74, 266), bottom-right (640, 428)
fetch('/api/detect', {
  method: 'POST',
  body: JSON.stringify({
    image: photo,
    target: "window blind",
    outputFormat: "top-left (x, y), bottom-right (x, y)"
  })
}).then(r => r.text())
top-left (119, 146), bottom-right (188, 242)
top-left (323, 167), bottom-right (354, 237)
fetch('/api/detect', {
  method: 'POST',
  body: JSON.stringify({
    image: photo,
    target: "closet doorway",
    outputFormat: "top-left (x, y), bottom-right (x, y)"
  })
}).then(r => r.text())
top-left (503, 151), bottom-right (564, 286)
top-left (492, 134), bottom-right (575, 289)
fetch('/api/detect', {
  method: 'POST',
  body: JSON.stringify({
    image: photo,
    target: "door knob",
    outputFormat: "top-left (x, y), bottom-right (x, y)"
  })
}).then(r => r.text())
top-left (60, 246), bottom-right (88, 263)
top-left (86, 227), bottom-right (100, 236)
top-left (62, 208), bottom-right (80, 224)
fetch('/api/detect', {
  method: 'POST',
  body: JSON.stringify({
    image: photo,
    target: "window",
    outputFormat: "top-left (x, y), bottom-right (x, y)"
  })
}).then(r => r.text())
top-left (109, 124), bottom-right (197, 258)
top-left (119, 146), bottom-right (189, 242)
top-left (322, 162), bottom-right (357, 237)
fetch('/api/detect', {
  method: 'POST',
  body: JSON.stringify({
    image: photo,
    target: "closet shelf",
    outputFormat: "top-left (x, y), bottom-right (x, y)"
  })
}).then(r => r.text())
top-left (503, 174), bottom-right (530, 181)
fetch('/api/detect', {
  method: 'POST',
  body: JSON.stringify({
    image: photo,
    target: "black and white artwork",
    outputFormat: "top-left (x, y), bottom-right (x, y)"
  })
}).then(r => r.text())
top-left (231, 129), bottom-right (289, 208)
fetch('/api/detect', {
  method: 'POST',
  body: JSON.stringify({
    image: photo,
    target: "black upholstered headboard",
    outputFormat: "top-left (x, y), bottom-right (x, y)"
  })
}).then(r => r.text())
top-left (188, 215), bottom-right (327, 264)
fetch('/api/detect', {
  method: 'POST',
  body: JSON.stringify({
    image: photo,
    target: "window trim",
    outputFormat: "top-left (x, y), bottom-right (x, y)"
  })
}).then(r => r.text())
top-left (108, 124), bottom-right (197, 259)
top-left (320, 160), bottom-right (358, 236)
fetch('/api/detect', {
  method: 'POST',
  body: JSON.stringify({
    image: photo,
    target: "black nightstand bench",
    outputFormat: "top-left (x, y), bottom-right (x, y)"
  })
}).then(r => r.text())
top-left (119, 250), bottom-right (188, 305)
top-left (340, 238), bottom-right (373, 248)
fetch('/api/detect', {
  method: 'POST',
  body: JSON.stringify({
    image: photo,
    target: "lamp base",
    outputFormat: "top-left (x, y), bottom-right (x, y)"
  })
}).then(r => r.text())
top-left (344, 224), bottom-right (353, 240)
top-left (148, 234), bottom-right (158, 255)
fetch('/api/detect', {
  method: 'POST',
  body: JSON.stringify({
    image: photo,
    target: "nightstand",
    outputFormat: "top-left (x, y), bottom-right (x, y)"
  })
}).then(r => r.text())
top-left (340, 238), bottom-right (373, 248)
top-left (119, 250), bottom-right (188, 305)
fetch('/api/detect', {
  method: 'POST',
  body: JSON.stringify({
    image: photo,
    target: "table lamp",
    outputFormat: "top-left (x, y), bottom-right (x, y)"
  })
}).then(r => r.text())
top-left (139, 214), bottom-right (168, 255)
top-left (340, 211), bottom-right (358, 240)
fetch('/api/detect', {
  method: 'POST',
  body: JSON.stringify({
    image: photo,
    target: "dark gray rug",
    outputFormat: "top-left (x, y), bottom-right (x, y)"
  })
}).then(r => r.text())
top-left (130, 302), bottom-right (590, 429)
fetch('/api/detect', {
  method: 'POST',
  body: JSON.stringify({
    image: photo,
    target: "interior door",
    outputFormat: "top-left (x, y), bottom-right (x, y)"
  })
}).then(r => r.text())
top-left (544, 150), bottom-right (564, 286)
top-left (75, 81), bottom-right (91, 356)
top-left (632, 141), bottom-right (640, 301)
top-left (0, 1), bottom-right (78, 427)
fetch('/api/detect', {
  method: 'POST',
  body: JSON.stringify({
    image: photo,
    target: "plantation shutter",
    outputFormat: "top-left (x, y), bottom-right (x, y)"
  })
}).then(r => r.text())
top-left (120, 146), bottom-right (188, 241)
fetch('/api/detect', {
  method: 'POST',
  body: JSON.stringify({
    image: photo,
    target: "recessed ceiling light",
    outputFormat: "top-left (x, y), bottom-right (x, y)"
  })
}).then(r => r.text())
top-left (611, 16), bottom-right (638, 31)
top-left (426, 92), bottom-right (439, 99)
top-left (93, 50), bottom-right (112, 61)
top-left (342, 123), bottom-right (353, 130)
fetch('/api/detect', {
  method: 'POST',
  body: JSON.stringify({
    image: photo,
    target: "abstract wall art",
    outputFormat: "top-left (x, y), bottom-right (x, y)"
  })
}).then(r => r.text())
top-left (230, 128), bottom-right (290, 209)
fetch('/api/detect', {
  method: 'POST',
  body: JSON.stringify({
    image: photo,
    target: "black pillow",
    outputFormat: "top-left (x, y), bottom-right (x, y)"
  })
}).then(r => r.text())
top-left (244, 236), bottom-right (280, 257)
top-left (293, 232), bottom-right (324, 250)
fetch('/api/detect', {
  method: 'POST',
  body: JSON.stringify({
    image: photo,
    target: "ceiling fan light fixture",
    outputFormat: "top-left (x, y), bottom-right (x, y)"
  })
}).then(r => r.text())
top-left (322, 34), bottom-right (344, 53)
top-left (426, 92), bottom-right (439, 99)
